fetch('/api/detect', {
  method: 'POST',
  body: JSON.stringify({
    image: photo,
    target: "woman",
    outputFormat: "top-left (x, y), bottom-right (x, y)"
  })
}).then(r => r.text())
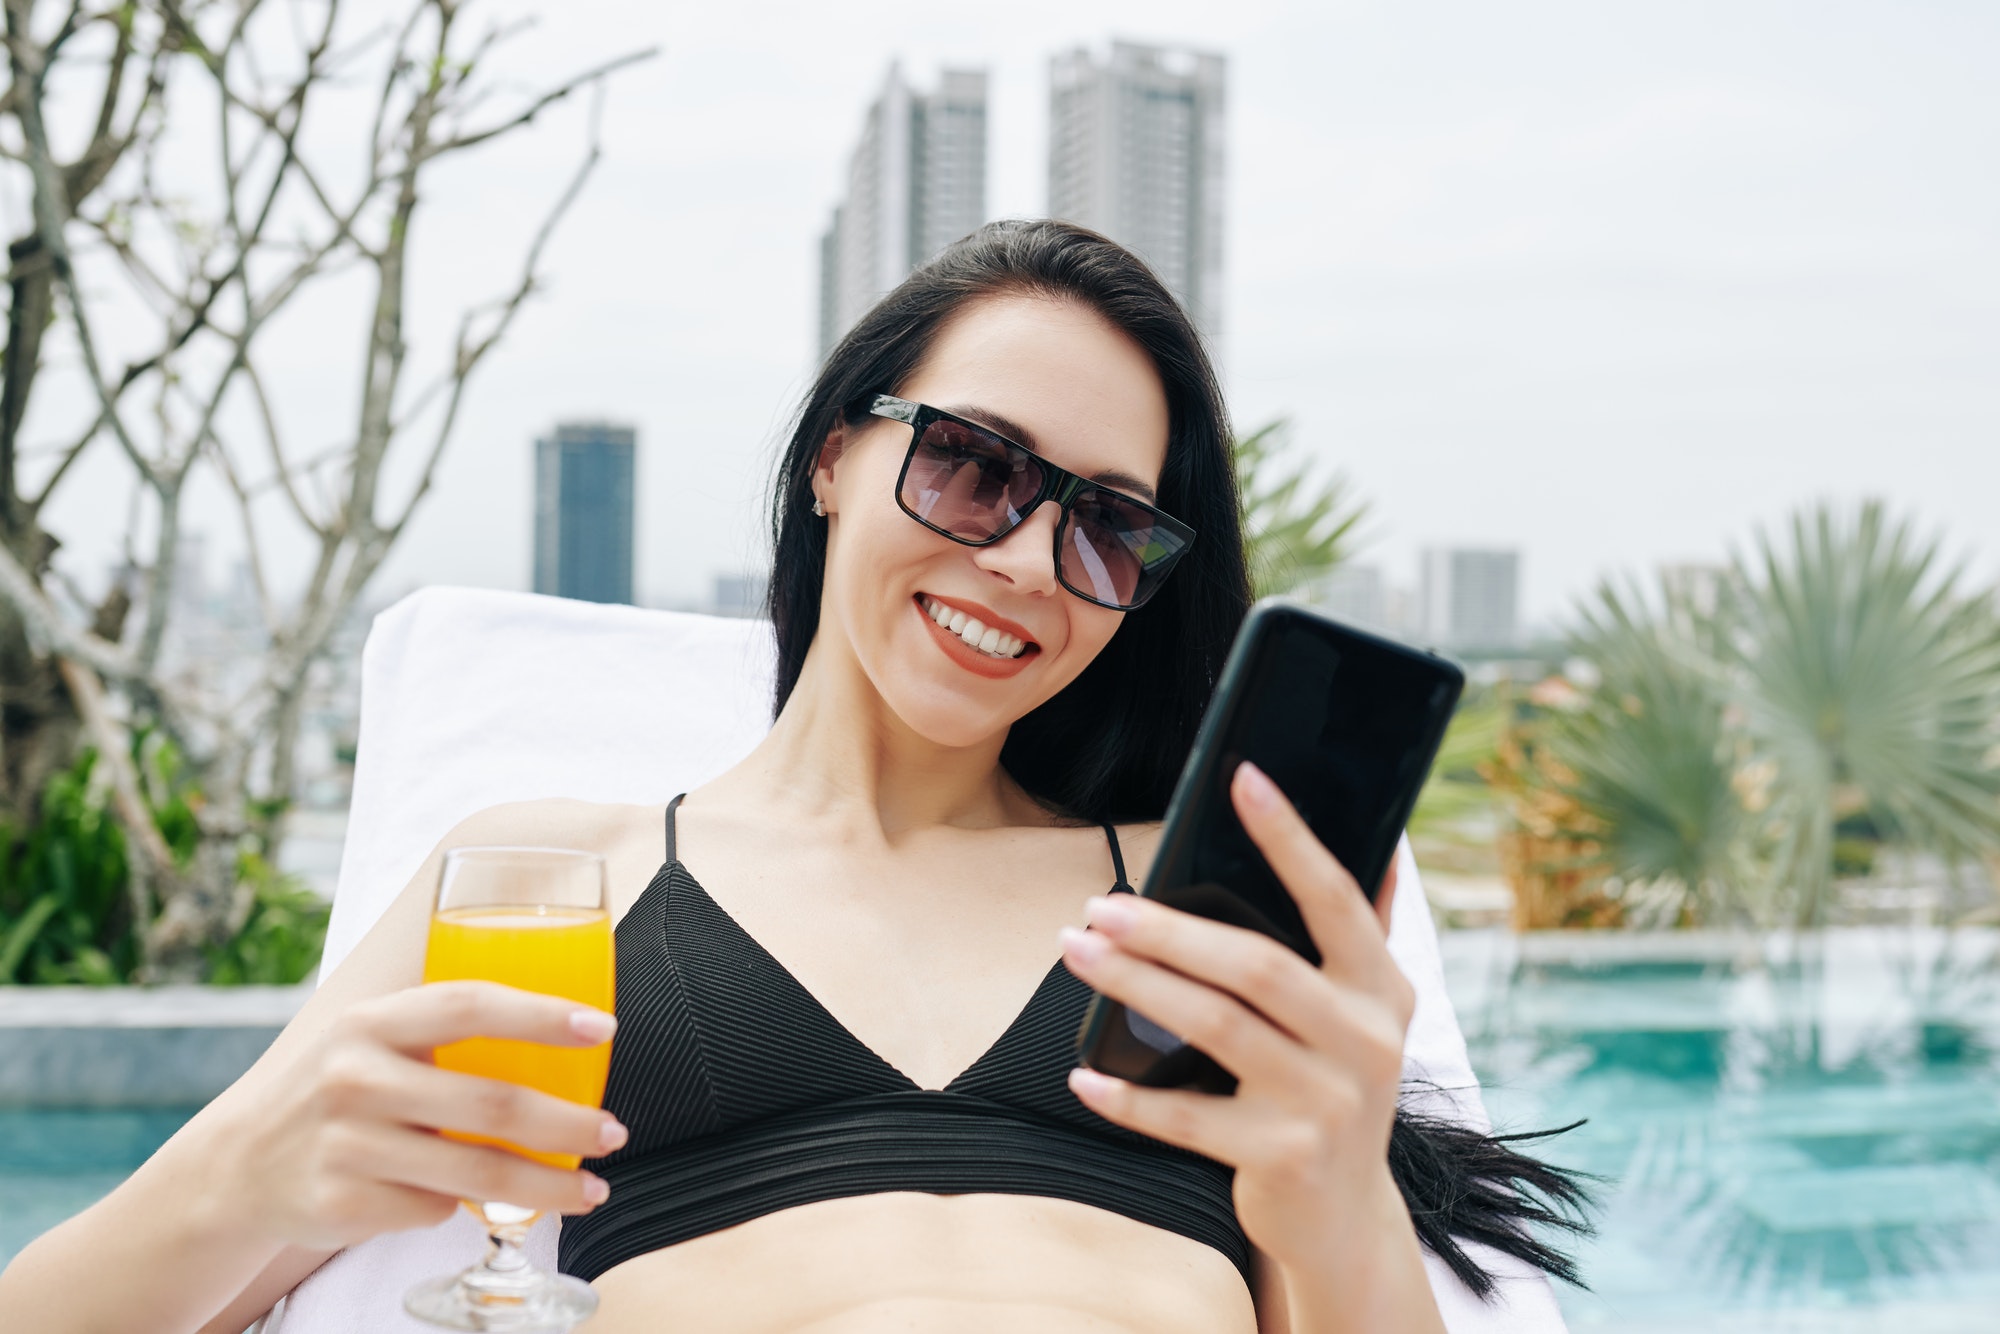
top-left (0, 220), bottom-right (1583, 1333)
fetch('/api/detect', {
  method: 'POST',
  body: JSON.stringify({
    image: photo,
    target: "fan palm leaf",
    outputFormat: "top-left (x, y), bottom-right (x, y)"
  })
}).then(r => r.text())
top-left (1731, 503), bottom-right (2000, 923)
top-left (1236, 419), bottom-right (1368, 599)
top-left (1551, 578), bottom-right (1765, 922)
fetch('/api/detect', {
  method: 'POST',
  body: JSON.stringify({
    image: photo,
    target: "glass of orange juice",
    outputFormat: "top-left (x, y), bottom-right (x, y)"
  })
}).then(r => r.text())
top-left (404, 847), bottom-right (614, 1331)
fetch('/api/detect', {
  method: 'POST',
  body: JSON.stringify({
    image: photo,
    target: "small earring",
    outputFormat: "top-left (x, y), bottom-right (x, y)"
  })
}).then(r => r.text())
top-left (812, 497), bottom-right (826, 517)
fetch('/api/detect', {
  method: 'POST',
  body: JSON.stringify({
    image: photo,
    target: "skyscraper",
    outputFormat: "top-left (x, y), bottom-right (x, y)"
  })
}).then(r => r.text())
top-left (1048, 42), bottom-right (1226, 339)
top-left (1420, 548), bottom-right (1520, 650)
top-left (818, 64), bottom-right (989, 358)
top-left (533, 422), bottom-right (636, 606)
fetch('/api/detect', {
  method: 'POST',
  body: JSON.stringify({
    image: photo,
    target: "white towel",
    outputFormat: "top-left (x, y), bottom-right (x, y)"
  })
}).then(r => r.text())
top-left (272, 586), bottom-right (1564, 1333)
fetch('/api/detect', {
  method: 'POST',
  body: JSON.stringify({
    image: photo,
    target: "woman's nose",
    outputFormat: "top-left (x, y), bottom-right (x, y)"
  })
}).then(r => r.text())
top-left (972, 503), bottom-right (1063, 594)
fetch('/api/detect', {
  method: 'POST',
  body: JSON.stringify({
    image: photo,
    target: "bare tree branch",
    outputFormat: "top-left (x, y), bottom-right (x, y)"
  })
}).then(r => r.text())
top-left (0, 538), bottom-right (145, 686)
top-left (388, 87), bottom-right (606, 535)
top-left (1, 0), bottom-right (650, 975)
top-left (425, 47), bottom-right (656, 158)
top-left (200, 426), bottom-right (275, 630)
top-left (239, 356), bottom-right (325, 533)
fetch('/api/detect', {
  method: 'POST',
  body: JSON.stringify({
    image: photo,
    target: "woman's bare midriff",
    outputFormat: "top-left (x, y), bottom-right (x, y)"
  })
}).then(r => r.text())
top-left (581, 1191), bottom-right (1257, 1333)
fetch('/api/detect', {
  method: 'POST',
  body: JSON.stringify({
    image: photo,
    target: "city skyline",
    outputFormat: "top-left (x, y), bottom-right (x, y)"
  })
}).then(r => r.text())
top-left (27, 2), bottom-right (1998, 629)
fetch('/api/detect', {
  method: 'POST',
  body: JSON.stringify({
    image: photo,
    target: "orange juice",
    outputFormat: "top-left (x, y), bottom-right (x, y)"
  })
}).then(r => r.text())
top-left (423, 906), bottom-right (615, 1169)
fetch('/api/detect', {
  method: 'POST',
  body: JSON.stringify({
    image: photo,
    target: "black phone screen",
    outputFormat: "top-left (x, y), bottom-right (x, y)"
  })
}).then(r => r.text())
top-left (1079, 602), bottom-right (1463, 1089)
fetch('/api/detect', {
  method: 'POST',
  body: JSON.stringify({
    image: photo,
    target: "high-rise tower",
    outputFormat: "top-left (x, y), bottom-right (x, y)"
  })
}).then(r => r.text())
top-left (1048, 42), bottom-right (1226, 340)
top-left (533, 421), bottom-right (636, 606)
top-left (818, 64), bottom-right (989, 358)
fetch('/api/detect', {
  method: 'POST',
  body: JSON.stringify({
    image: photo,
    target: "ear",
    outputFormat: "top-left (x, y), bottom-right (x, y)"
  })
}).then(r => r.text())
top-left (811, 421), bottom-right (848, 513)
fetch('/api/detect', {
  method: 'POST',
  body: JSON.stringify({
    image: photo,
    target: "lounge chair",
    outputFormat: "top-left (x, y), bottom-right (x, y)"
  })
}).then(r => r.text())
top-left (263, 587), bottom-right (1568, 1333)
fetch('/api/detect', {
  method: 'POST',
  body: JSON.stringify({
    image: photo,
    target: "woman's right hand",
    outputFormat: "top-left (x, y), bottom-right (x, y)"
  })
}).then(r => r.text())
top-left (208, 980), bottom-right (625, 1250)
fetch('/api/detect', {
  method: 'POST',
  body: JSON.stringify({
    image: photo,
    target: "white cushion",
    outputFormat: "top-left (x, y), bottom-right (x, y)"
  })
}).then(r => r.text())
top-left (273, 586), bottom-right (1564, 1333)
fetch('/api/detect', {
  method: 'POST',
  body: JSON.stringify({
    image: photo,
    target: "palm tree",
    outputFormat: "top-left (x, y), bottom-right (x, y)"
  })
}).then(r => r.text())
top-left (1235, 419), bottom-right (1368, 599)
top-left (1529, 502), bottom-right (2000, 927)
top-left (1552, 579), bottom-right (1767, 924)
top-left (1730, 503), bottom-right (2000, 924)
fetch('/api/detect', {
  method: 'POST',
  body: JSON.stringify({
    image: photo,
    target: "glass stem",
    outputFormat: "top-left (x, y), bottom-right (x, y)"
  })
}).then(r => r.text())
top-left (464, 1203), bottom-right (540, 1305)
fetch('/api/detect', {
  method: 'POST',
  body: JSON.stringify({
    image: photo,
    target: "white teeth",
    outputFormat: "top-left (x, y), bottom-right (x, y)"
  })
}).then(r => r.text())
top-left (920, 596), bottom-right (1031, 659)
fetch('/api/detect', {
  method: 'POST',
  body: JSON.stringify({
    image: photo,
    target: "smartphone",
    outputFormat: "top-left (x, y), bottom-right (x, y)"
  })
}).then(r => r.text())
top-left (1075, 599), bottom-right (1465, 1094)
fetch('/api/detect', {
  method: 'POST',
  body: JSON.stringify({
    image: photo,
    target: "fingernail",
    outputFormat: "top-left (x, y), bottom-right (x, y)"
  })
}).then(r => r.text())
top-left (1084, 895), bottom-right (1138, 936)
top-left (1059, 925), bottom-right (1108, 965)
top-left (570, 1009), bottom-right (617, 1043)
top-left (582, 1173), bottom-right (609, 1204)
top-left (597, 1117), bottom-right (628, 1153)
top-left (1068, 1067), bottom-right (1116, 1100)
top-left (1236, 761), bottom-right (1280, 810)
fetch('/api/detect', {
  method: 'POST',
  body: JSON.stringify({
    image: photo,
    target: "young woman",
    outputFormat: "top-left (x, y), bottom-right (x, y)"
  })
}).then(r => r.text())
top-left (0, 220), bottom-right (1583, 1334)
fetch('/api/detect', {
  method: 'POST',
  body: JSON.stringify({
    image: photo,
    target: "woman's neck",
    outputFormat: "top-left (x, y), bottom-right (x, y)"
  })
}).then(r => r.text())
top-left (711, 631), bottom-right (1042, 842)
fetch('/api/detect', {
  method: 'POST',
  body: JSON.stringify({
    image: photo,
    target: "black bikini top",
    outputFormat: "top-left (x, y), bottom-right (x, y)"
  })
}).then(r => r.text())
top-left (557, 796), bottom-right (1249, 1284)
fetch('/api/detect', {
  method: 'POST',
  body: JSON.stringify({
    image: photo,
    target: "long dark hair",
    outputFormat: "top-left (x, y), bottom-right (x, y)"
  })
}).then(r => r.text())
top-left (766, 218), bottom-right (1591, 1296)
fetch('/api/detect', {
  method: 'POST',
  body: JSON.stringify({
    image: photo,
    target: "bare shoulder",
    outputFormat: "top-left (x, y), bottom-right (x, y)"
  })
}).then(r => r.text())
top-left (443, 796), bottom-right (661, 857)
top-left (1111, 819), bottom-right (1166, 885)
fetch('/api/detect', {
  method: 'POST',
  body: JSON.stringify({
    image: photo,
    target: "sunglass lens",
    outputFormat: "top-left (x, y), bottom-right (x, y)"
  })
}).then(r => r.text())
top-left (1060, 490), bottom-right (1190, 609)
top-left (901, 419), bottom-right (1041, 541)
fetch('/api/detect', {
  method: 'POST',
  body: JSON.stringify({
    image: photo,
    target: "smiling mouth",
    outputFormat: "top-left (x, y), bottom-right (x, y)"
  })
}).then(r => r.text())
top-left (918, 595), bottom-right (1035, 660)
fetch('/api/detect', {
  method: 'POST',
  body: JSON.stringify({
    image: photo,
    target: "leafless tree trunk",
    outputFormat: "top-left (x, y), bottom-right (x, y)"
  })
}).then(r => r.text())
top-left (0, 0), bottom-right (651, 978)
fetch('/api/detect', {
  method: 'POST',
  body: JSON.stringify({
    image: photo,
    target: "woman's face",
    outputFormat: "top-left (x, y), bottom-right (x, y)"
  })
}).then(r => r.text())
top-left (813, 294), bottom-right (1171, 751)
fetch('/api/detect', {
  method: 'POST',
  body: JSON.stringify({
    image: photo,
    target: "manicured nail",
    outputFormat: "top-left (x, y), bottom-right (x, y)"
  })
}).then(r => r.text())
top-left (570, 1009), bottom-right (617, 1043)
top-left (1084, 895), bottom-right (1138, 936)
top-left (1068, 1067), bottom-right (1117, 1100)
top-left (1236, 761), bottom-right (1280, 810)
top-left (597, 1117), bottom-right (628, 1153)
top-left (1059, 925), bottom-right (1109, 965)
top-left (582, 1173), bottom-right (609, 1204)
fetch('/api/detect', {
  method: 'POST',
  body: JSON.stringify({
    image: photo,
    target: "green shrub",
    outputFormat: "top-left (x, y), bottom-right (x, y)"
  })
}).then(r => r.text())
top-left (205, 853), bottom-right (330, 986)
top-left (0, 750), bottom-right (140, 984)
top-left (0, 741), bottom-right (330, 985)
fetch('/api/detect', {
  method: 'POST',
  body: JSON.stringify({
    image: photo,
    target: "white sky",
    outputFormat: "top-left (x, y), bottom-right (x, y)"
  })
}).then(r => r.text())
top-left (27, 0), bottom-right (2000, 629)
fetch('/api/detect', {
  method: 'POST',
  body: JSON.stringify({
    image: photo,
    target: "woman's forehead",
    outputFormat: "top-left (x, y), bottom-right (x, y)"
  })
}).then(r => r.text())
top-left (901, 295), bottom-right (1170, 485)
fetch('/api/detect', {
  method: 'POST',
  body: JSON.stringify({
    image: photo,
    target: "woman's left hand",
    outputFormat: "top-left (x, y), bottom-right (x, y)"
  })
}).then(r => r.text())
top-left (1059, 760), bottom-right (1417, 1277)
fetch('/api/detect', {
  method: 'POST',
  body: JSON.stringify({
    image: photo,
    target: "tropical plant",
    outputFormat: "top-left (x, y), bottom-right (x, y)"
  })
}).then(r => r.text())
top-left (1236, 419), bottom-right (1368, 598)
top-left (1510, 502), bottom-right (2000, 928)
top-left (1730, 504), bottom-right (2000, 924)
top-left (1551, 580), bottom-right (1769, 925)
top-left (0, 750), bottom-right (136, 984)
top-left (0, 738), bottom-right (328, 985)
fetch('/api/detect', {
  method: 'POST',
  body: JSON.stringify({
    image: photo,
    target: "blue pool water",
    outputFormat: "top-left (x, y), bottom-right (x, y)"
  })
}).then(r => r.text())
top-left (0, 1108), bottom-right (197, 1264)
top-left (6, 930), bottom-right (1998, 1334)
top-left (1447, 929), bottom-right (2000, 1333)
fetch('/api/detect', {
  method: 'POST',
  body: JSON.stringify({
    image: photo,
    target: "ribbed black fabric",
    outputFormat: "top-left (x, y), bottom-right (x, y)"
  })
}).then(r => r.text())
top-left (557, 800), bottom-right (1248, 1284)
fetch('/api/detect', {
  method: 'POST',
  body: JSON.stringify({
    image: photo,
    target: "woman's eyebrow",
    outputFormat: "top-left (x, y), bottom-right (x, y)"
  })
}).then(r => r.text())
top-left (943, 403), bottom-right (1160, 504)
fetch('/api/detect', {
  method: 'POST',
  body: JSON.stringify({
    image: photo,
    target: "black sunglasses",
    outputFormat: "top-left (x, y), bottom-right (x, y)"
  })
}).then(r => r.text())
top-left (866, 394), bottom-right (1196, 611)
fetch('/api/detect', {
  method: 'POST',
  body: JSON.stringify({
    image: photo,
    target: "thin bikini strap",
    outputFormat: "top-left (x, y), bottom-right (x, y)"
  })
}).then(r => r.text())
top-left (1101, 822), bottom-right (1131, 891)
top-left (664, 793), bottom-right (686, 863)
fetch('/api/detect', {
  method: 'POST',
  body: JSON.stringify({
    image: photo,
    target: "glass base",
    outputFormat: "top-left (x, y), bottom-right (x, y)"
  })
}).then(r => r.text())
top-left (403, 1267), bottom-right (598, 1332)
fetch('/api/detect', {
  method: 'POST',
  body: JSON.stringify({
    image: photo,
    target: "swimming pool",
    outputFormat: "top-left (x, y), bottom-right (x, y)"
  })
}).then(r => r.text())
top-left (1445, 928), bottom-right (2000, 1333)
top-left (0, 1107), bottom-right (197, 1265)
top-left (6, 930), bottom-right (1998, 1334)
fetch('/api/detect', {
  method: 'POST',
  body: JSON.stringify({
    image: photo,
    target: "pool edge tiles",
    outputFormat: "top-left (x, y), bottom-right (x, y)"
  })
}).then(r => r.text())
top-left (0, 984), bottom-right (310, 1107)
